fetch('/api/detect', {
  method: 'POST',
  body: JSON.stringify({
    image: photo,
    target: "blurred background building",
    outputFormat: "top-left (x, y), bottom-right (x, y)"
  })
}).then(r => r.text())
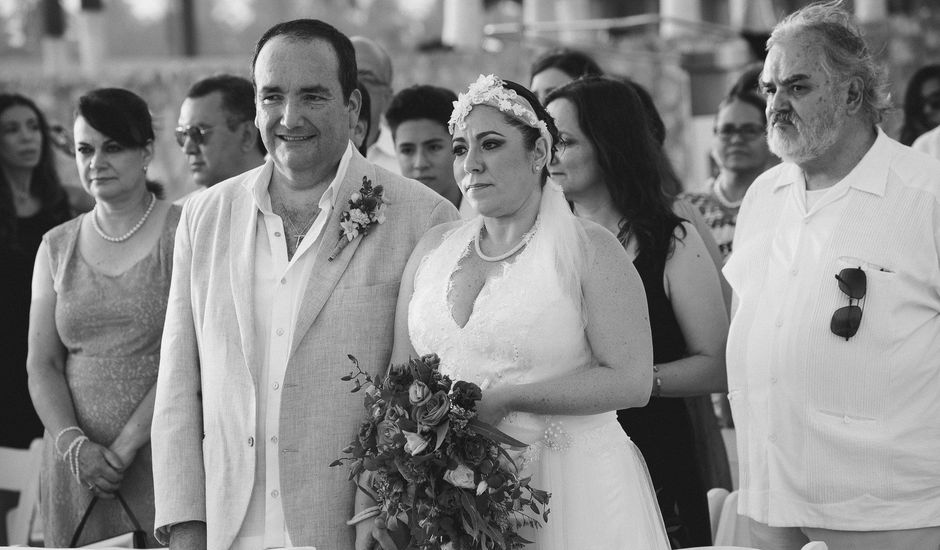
top-left (1, 0), bottom-right (937, 201)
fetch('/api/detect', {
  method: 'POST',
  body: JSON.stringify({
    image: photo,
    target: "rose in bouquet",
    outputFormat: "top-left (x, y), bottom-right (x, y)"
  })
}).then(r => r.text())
top-left (332, 354), bottom-right (550, 549)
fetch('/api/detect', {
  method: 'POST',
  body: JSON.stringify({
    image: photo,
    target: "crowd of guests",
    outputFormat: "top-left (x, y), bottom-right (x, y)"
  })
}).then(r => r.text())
top-left (2, 2), bottom-right (940, 549)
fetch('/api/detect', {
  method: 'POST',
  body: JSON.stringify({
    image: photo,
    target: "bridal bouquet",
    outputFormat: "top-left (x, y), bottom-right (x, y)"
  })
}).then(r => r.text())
top-left (332, 354), bottom-right (550, 550)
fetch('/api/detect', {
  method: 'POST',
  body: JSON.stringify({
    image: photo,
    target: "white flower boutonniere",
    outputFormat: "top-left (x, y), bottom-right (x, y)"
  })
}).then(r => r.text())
top-left (328, 176), bottom-right (387, 261)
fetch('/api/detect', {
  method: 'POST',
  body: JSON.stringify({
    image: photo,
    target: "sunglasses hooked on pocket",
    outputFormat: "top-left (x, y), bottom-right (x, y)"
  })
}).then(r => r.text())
top-left (830, 267), bottom-right (866, 340)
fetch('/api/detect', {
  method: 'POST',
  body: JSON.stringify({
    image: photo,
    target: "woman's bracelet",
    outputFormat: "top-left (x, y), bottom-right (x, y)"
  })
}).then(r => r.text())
top-left (346, 505), bottom-right (381, 526)
top-left (652, 365), bottom-right (663, 398)
top-left (54, 426), bottom-right (84, 458)
top-left (65, 435), bottom-right (89, 484)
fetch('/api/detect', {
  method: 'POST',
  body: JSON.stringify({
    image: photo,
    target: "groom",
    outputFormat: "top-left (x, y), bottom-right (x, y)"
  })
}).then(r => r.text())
top-left (151, 19), bottom-right (458, 550)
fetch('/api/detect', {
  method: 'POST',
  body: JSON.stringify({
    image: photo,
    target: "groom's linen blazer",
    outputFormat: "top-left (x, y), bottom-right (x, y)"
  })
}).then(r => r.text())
top-left (151, 149), bottom-right (458, 550)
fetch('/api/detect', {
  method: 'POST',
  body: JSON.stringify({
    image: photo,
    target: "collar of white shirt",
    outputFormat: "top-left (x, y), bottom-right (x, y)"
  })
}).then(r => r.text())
top-left (772, 128), bottom-right (892, 198)
top-left (249, 140), bottom-right (355, 220)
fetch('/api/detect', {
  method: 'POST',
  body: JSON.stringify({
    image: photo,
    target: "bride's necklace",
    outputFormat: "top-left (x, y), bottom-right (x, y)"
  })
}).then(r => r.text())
top-left (713, 175), bottom-right (743, 209)
top-left (91, 192), bottom-right (156, 243)
top-left (474, 221), bottom-right (538, 262)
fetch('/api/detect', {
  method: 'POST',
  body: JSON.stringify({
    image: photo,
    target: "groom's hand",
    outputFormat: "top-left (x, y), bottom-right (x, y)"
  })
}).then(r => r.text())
top-left (168, 521), bottom-right (207, 550)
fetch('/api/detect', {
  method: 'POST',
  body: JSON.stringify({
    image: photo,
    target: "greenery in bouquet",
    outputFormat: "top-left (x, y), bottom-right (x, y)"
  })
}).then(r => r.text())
top-left (332, 354), bottom-right (550, 550)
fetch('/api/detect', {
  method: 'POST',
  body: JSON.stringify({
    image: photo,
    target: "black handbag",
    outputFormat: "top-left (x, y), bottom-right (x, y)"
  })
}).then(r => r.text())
top-left (69, 492), bottom-right (147, 548)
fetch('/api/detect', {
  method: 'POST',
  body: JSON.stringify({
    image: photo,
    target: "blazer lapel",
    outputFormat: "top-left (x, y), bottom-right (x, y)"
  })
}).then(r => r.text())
top-left (290, 153), bottom-right (376, 357)
top-left (229, 165), bottom-right (270, 382)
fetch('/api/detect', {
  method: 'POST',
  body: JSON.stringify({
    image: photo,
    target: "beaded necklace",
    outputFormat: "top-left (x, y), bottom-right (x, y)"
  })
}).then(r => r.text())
top-left (91, 192), bottom-right (156, 243)
top-left (474, 220), bottom-right (538, 262)
top-left (712, 176), bottom-right (743, 209)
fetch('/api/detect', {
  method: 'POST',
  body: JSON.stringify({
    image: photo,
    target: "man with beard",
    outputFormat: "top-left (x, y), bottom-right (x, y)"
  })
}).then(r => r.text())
top-left (723, 2), bottom-right (940, 549)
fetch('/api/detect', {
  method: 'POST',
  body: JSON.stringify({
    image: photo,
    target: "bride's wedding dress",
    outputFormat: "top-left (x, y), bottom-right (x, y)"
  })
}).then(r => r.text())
top-left (408, 190), bottom-right (670, 549)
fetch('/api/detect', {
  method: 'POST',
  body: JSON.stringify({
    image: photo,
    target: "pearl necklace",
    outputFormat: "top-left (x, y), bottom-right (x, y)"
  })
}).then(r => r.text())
top-left (474, 220), bottom-right (538, 262)
top-left (712, 176), bottom-right (743, 209)
top-left (91, 192), bottom-right (156, 243)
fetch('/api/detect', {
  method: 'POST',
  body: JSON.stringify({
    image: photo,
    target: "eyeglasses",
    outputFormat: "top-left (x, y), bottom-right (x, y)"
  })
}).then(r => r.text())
top-left (174, 125), bottom-right (214, 147)
top-left (714, 124), bottom-right (765, 141)
top-left (830, 267), bottom-right (866, 340)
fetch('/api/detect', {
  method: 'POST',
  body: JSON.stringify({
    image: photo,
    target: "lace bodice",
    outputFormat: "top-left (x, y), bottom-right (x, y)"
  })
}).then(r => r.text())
top-left (409, 218), bottom-right (593, 392)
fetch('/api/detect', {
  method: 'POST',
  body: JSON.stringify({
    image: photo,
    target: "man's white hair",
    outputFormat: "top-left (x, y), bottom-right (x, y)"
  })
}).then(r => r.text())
top-left (767, 0), bottom-right (892, 124)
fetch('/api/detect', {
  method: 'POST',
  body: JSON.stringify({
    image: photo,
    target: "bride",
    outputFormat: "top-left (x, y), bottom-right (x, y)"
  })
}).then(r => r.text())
top-left (363, 75), bottom-right (670, 549)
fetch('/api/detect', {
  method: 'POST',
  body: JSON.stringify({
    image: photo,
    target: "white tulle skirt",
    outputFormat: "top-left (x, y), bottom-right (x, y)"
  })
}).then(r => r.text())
top-left (498, 412), bottom-right (671, 550)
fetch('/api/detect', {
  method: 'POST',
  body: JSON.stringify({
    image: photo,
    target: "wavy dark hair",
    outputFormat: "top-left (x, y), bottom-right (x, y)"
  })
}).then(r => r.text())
top-left (545, 76), bottom-right (685, 260)
top-left (0, 94), bottom-right (70, 251)
top-left (899, 64), bottom-right (940, 146)
top-left (76, 88), bottom-right (163, 198)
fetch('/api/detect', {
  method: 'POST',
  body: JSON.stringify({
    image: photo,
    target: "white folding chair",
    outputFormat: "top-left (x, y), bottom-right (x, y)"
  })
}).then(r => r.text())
top-left (684, 546), bottom-right (760, 550)
top-left (802, 542), bottom-right (829, 550)
top-left (0, 438), bottom-right (43, 545)
top-left (707, 487), bottom-right (730, 541)
top-left (714, 490), bottom-right (754, 547)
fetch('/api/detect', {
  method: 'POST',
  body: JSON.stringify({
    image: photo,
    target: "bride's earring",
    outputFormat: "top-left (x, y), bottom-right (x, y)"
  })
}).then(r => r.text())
top-left (532, 163), bottom-right (541, 174)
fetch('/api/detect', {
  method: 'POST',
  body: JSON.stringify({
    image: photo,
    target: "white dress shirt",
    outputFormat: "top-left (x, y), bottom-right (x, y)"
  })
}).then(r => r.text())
top-left (724, 130), bottom-right (940, 530)
top-left (912, 124), bottom-right (940, 160)
top-left (232, 142), bottom-right (354, 550)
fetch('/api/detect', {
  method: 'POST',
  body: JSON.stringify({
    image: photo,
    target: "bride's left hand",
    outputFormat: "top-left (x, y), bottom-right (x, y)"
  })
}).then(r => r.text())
top-left (475, 386), bottom-right (512, 426)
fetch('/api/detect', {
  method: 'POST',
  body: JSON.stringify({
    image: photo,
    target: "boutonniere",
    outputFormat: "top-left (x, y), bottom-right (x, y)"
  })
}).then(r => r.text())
top-left (328, 176), bottom-right (387, 261)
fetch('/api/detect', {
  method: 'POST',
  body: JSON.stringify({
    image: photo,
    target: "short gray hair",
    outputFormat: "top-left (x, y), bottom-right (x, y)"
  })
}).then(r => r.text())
top-left (767, 0), bottom-right (891, 124)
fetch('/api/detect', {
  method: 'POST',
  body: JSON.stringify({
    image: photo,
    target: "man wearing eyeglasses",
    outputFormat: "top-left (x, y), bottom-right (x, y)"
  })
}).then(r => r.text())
top-left (176, 75), bottom-right (266, 200)
top-left (723, 4), bottom-right (940, 550)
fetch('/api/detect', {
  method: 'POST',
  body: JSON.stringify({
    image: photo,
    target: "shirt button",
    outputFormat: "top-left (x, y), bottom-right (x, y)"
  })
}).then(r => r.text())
top-left (273, 382), bottom-right (280, 390)
top-left (274, 231), bottom-right (282, 237)
top-left (769, 434), bottom-right (777, 443)
top-left (271, 435), bottom-right (278, 444)
top-left (271, 489), bottom-right (279, 498)
top-left (276, 328), bottom-right (284, 336)
top-left (248, 437), bottom-right (254, 447)
top-left (775, 320), bottom-right (783, 328)
top-left (770, 377), bottom-right (778, 384)
top-left (843, 415), bottom-right (851, 424)
top-left (790, 268), bottom-right (798, 276)
top-left (280, 278), bottom-right (287, 285)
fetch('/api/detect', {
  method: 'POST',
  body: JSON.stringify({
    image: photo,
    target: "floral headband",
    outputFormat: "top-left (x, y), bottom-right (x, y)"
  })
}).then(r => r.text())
top-left (448, 74), bottom-right (553, 150)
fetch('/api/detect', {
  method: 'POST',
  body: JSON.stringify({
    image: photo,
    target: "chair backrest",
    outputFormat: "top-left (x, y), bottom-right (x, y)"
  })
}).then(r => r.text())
top-left (802, 542), bottom-right (829, 550)
top-left (0, 438), bottom-right (43, 545)
top-left (708, 487), bottom-right (730, 541)
top-left (714, 490), bottom-right (754, 547)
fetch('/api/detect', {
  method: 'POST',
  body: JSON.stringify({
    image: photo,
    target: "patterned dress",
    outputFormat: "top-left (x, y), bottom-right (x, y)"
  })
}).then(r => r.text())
top-left (682, 178), bottom-right (741, 261)
top-left (39, 206), bottom-right (180, 547)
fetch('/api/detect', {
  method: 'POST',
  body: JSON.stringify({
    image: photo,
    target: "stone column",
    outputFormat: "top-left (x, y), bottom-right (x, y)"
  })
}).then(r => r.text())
top-left (442, 0), bottom-right (483, 50)
top-left (661, 0), bottom-right (702, 39)
top-left (854, 0), bottom-right (888, 23)
top-left (77, 0), bottom-right (106, 78)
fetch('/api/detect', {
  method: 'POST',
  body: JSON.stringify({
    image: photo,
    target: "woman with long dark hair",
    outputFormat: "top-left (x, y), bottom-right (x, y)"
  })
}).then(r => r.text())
top-left (28, 88), bottom-right (179, 547)
top-left (900, 65), bottom-right (940, 146)
top-left (546, 76), bottom-right (728, 547)
top-left (0, 93), bottom-right (72, 450)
